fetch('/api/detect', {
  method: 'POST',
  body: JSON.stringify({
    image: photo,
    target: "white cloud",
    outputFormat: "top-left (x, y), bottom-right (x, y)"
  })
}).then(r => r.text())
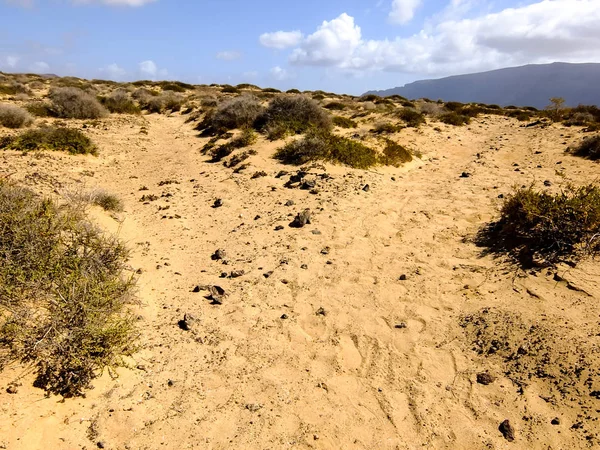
top-left (1, 56), bottom-right (19, 68)
top-left (29, 61), bottom-right (50, 72)
top-left (290, 13), bottom-right (362, 66)
top-left (270, 66), bottom-right (292, 81)
top-left (139, 60), bottom-right (157, 77)
top-left (259, 30), bottom-right (303, 49)
top-left (284, 1), bottom-right (600, 76)
top-left (100, 63), bottom-right (127, 79)
top-left (389, 0), bottom-right (422, 24)
top-left (216, 51), bottom-right (241, 61)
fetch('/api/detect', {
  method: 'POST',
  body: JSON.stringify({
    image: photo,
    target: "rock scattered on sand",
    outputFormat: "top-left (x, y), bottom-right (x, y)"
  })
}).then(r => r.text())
top-left (207, 285), bottom-right (226, 305)
top-left (178, 313), bottom-right (196, 331)
top-left (399, 274), bottom-right (407, 281)
top-left (476, 372), bottom-right (495, 385)
top-left (285, 200), bottom-right (295, 206)
top-left (211, 249), bottom-right (227, 261)
top-left (460, 172), bottom-right (471, 178)
top-left (290, 209), bottom-right (311, 228)
top-left (316, 307), bottom-right (327, 316)
top-left (499, 419), bottom-right (515, 442)
top-left (212, 198), bottom-right (223, 208)
top-left (551, 417), bottom-right (561, 425)
top-left (394, 323), bottom-right (407, 329)
top-left (229, 270), bottom-right (245, 278)
top-left (362, 184), bottom-right (370, 192)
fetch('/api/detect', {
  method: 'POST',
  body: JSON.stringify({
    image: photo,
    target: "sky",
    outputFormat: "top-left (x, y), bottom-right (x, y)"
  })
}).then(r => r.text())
top-left (1, 0), bottom-right (599, 94)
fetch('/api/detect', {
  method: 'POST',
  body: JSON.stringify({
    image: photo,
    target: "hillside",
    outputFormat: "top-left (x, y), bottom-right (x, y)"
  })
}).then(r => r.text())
top-left (1, 73), bottom-right (600, 449)
top-left (366, 62), bottom-right (600, 108)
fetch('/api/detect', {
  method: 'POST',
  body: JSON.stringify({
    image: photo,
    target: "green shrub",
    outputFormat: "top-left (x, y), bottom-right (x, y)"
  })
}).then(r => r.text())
top-left (258, 95), bottom-right (331, 139)
top-left (92, 191), bottom-right (124, 212)
top-left (209, 128), bottom-right (257, 162)
top-left (439, 112), bottom-right (470, 126)
top-left (505, 109), bottom-right (532, 121)
top-left (0, 104), bottom-right (33, 128)
top-left (211, 95), bottom-right (264, 131)
top-left (332, 116), bottom-right (357, 129)
top-left (262, 87), bottom-right (281, 93)
top-left (0, 126), bottom-right (97, 155)
top-left (572, 135), bottom-right (600, 160)
top-left (49, 87), bottom-right (107, 119)
top-left (286, 89), bottom-right (301, 94)
top-left (221, 85), bottom-right (240, 94)
top-left (380, 138), bottom-right (412, 166)
top-left (101, 90), bottom-right (141, 114)
top-left (0, 82), bottom-right (31, 96)
top-left (25, 102), bottom-right (52, 117)
top-left (275, 130), bottom-right (378, 169)
top-left (0, 181), bottom-right (137, 397)
top-left (359, 94), bottom-right (381, 102)
top-left (157, 81), bottom-right (193, 92)
top-left (476, 184), bottom-right (600, 267)
top-left (397, 108), bottom-right (426, 127)
top-left (236, 83), bottom-right (260, 90)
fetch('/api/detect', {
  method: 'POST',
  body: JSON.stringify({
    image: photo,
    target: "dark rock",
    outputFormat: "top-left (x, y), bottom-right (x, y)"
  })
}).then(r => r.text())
top-left (212, 198), bottom-right (223, 208)
top-left (178, 313), bottom-right (196, 331)
top-left (316, 307), bottom-right (327, 316)
top-left (301, 264), bottom-right (308, 269)
top-left (290, 209), bottom-right (312, 228)
top-left (362, 184), bottom-right (370, 192)
top-left (543, 180), bottom-right (552, 186)
top-left (97, 442), bottom-right (105, 449)
top-left (394, 323), bottom-right (407, 329)
top-left (263, 271), bottom-right (273, 278)
top-left (254, 215), bottom-right (261, 220)
top-left (285, 200), bottom-right (295, 206)
top-left (251, 171), bottom-right (267, 179)
top-left (275, 225), bottom-right (285, 231)
top-left (289, 171), bottom-right (306, 183)
top-left (300, 180), bottom-right (316, 190)
top-left (229, 270), bottom-right (245, 278)
top-left (280, 314), bottom-right (288, 320)
top-left (211, 249), bottom-right (227, 261)
top-left (398, 274), bottom-right (407, 281)
top-left (498, 194), bottom-right (504, 199)
top-left (499, 419), bottom-right (515, 442)
top-left (6, 385), bottom-right (18, 394)
top-left (551, 417), bottom-right (561, 425)
top-left (320, 247), bottom-right (330, 255)
top-left (206, 286), bottom-right (226, 304)
top-left (220, 272), bottom-right (228, 278)
top-left (476, 372), bottom-right (495, 385)
top-left (275, 170), bottom-right (288, 178)
top-left (460, 172), bottom-right (471, 178)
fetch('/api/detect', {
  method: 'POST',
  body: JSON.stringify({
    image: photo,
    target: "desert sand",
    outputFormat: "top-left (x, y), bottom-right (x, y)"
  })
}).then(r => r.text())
top-left (1, 93), bottom-right (599, 449)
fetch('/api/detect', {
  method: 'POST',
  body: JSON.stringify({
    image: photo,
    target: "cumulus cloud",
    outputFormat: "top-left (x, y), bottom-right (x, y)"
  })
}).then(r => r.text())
top-left (259, 30), bottom-right (303, 49)
top-left (100, 63), bottom-right (127, 79)
top-left (216, 51), bottom-right (242, 61)
top-left (283, 1), bottom-right (600, 76)
top-left (1, 56), bottom-right (19, 69)
top-left (389, 0), bottom-right (422, 24)
top-left (139, 60), bottom-right (157, 77)
top-left (29, 61), bottom-right (50, 72)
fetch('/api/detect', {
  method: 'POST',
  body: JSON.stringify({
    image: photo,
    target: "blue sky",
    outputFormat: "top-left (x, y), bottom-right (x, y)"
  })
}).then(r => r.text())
top-left (1, 0), bottom-right (599, 94)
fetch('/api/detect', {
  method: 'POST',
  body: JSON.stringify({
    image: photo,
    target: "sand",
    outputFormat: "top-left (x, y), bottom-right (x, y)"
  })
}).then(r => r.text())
top-left (1, 110), bottom-right (599, 449)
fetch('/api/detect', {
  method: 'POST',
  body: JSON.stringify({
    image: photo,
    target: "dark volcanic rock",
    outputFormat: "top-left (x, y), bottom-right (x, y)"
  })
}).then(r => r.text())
top-left (499, 419), bottom-right (515, 442)
top-left (290, 209), bottom-right (312, 228)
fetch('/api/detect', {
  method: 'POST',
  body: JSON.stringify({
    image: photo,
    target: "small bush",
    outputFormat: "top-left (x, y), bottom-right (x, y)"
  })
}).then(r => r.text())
top-left (210, 129), bottom-right (256, 162)
top-left (221, 85), bottom-right (240, 94)
top-left (92, 191), bottom-right (124, 212)
top-left (324, 102), bottom-right (346, 111)
top-left (332, 116), bottom-right (357, 129)
top-left (275, 130), bottom-right (378, 169)
top-left (1, 126), bottom-right (97, 155)
top-left (258, 95), bottom-right (331, 139)
top-left (372, 122), bottom-right (402, 134)
top-left (162, 92), bottom-right (183, 112)
top-left (439, 112), bottom-right (470, 126)
top-left (397, 108), bottom-right (425, 127)
top-left (236, 83), bottom-right (260, 90)
top-left (286, 89), bottom-right (301, 94)
top-left (359, 94), bottom-right (381, 102)
top-left (476, 184), bottom-right (600, 267)
top-left (0, 182), bottom-right (137, 397)
top-left (211, 95), bottom-right (264, 131)
top-left (25, 102), bottom-right (53, 117)
top-left (0, 82), bottom-right (30, 96)
top-left (262, 87), bottom-right (281, 93)
top-left (49, 87), bottom-right (107, 119)
top-left (0, 104), bottom-right (33, 128)
top-left (572, 135), bottom-right (600, 160)
top-left (101, 90), bottom-right (141, 114)
top-left (380, 138), bottom-right (412, 166)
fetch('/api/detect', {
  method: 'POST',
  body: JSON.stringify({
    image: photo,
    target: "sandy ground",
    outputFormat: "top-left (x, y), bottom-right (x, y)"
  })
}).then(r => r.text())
top-left (1, 111), bottom-right (599, 449)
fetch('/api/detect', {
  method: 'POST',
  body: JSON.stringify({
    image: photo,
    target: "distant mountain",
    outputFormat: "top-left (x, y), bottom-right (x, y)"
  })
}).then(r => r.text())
top-left (365, 63), bottom-right (600, 108)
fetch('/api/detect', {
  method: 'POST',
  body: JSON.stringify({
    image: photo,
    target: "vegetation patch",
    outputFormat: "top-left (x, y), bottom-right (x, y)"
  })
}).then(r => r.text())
top-left (439, 112), bottom-right (471, 126)
top-left (210, 129), bottom-right (256, 162)
top-left (380, 138), bottom-right (413, 166)
top-left (210, 95), bottom-right (264, 132)
top-left (258, 95), bottom-right (331, 140)
top-left (571, 135), bottom-right (600, 160)
top-left (476, 184), bottom-right (600, 267)
top-left (332, 116), bottom-right (357, 129)
top-left (0, 182), bottom-right (137, 397)
top-left (92, 191), bottom-right (124, 212)
top-left (100, 91), bottom-right (141, 114)
top-left (397, 108), bottom-right (426, 127)
top-left (49, 87), bottom-right (108, 119)
top-left (0, 104), bottom-right (33, 128)
top-left (0, 126), bottom-right (97, 155)
top-left (274, 130), bottom-right (378, 169)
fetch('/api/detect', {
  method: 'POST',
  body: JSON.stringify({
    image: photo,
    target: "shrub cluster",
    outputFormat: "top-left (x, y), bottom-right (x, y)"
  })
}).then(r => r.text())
top-left (572, 135), bottom-right (600, 160)
top-left (49, 87), bottom-right (107, 119)
top-left (397, 108), bottom-right (425, 127)
top-left (1, 126), bottom-right (97, 155)
top-left (476, 184), bottom-right (600, 267)
top-left (332, 116), bottom-right (357, 129)
top-left (258, 95), bottom-right (331, 139)
top-left (380, 138), bottom-right (412, 166)
top-left (439, 112), bottom-right (471, 126)
top-left (211, 95), bottom-right (264, 131)
top-left (209, 129), bottom-right (257, 162)
top-left (0, 182), bottom-right (137, 397)
top-left (0, 104), bottom-right (33, 128)
top-left (100, 90), bottom-right (141, 114)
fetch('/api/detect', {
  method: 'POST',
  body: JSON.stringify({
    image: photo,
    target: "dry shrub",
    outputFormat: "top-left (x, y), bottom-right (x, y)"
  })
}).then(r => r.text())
top-left (572, 135), bottom-right (600, 160)
top-left (259, 95), bottom-right (331, 139)
top-left (381, 138), bottom-right (412, 166)
top-left (210, 95), bottom-right (264, 131)
top-left (332, 116), bottom-right (357, 129)
top-left (0, 104), bottom-right (33, 128)
top-left (1, 126), bottom-right (97, 155)
top-left (439, 112), bottom-right (470, 126)
top-left (92, 191), bottom-right (124, 212)
top-left (372, 121), bottom-right (403, 134)
top-left (49, 87), bottom-right (107, 119)
top-left (397, 108), bottom-right (425, 127)
top-left (476, 184), bottom-right (600, 267)
top-left (101, 90), bottom-right (140, 114)
top-left (418, 102), bottom-right (445, 117)
top-left (0, 182), bottom-right (137, 397)
top-left (209, 129), bottom-right (257, 162)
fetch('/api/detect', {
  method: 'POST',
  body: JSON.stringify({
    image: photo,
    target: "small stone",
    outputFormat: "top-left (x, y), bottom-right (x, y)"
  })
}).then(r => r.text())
top-left (300, 180), bottom-right (316, 190)
top-left (220, 272), bottom-right (228, 278)
top-left (301, 264), bottom-right (308, 269)
top-left (499, 419), bottom-right (515, 442)
top-left (263, 271), bottom-right (273, 278)
top-left (6, 385), bottom-right (18, 394)
top-left (311, 229), bottom-right (322, 235)
top-left (398, 274), bottom-right (407, 281)
top-left (280, 314), bottom-right (289, 320)
top-left (211, 249), bottom-right (227, 261)
top-left (229, 270), bottom-right (245, 278)
top-left (290, 209), bottom-right (311, 228)
top-left (551, 417), bottom-right (560, 425)
top-left (275, 225), bottom-right (284, 231)
top-left (543, 180), bottom-right (552, 186)
top-left (212, 198), bottom-right (223, 208)
top-left (498, 194), bottom-right (504, 199)
top-left (254, 215), bottom-right (261, 220)
top-left (362, 184), bottom-right (370, 192)
top-left (245, 403), bottom-right (263, 412)
top-left (320, 247), bottom-right (330, 255)
top-left (178, 313), bottom-right (196, 331)
top-left (192, 285), bottom-right (203, 293)
top-left (97, 442), bottom-right (105, 449)
top-left (476, 372), bottom-right (495, 385)
top-left (207, 285), bottom-right (226, 304)
top-left (316, 307), bottom-right (326, 316)
top-left (167, 379), bottom-right (174, 387)
top-left (394, 323), bottom-right (407, 329)
top-left (460, 172), bottom-right (471, 178)
top-left (285, 200), bottom-right (295, 206)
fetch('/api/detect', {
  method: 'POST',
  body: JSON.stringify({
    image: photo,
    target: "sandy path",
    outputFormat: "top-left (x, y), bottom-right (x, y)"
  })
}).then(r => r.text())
top-left (1, 114), bottom-right (599, 449)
